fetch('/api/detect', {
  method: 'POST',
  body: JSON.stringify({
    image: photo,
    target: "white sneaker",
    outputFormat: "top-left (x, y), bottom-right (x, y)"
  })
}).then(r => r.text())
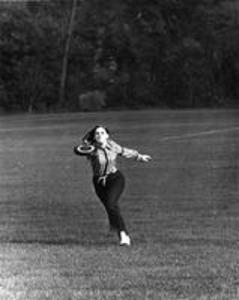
top-left (119, 231), bottom-right (131, 246)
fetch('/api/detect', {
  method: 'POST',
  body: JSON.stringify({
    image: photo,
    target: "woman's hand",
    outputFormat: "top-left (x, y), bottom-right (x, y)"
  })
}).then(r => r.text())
top-left (138, 154), bottom-right (152, 162)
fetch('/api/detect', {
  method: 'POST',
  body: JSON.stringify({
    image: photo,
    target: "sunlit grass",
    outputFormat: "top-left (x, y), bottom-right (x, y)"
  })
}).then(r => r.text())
top-left (0, 109), bottom-right (238, 299)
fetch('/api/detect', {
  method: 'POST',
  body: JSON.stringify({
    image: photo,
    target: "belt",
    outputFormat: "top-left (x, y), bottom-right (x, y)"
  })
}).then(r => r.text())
top-left (97, 169), bottom-right (118, 186)
top-left (97, 175), bottom-right (108, 186)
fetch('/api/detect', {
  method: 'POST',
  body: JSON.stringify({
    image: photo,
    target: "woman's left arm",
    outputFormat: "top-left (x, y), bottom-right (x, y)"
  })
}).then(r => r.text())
top-left (110, 140), bottom-right (152, 162)
top-left (122, 147), bottom-right (152, 162)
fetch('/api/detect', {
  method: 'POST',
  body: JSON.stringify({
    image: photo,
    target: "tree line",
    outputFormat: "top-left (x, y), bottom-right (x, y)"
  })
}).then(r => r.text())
top-left (0, 0), bottom-right (239, 113)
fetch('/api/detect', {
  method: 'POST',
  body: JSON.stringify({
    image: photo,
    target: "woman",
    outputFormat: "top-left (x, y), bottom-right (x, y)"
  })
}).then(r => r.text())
top-left (74, 125), bottom-right (152, 246)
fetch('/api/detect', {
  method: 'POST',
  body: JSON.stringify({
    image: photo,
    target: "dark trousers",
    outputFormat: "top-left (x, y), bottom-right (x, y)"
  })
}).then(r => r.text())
top-left (93, 170), bottom-right (127, 235)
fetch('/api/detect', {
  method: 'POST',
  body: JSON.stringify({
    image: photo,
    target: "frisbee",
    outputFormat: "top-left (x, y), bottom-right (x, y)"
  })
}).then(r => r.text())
top-left (74, 144), bottom-right (95, 155)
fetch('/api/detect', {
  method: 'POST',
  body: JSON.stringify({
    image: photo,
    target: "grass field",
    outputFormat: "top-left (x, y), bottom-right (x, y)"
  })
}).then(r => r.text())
top-left (0, 109), bottom-right (239, 300)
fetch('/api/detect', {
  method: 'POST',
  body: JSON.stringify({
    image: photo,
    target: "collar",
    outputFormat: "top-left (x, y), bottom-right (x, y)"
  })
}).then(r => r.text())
top-left (95, 141), bottom-right (111, 150)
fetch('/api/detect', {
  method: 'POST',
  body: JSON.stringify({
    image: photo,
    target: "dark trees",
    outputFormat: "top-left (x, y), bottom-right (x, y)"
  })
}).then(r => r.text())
top-left (0, 0), bottom-right (238, 112)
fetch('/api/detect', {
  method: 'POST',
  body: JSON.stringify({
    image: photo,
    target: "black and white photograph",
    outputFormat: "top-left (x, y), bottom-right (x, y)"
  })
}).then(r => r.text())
top-left (0, 1), bottom-right (239, 299)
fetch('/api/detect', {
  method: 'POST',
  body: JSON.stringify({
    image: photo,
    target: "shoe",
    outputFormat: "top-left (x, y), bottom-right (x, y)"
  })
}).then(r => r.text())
top-left (119, 231), bottom-right (131, 246)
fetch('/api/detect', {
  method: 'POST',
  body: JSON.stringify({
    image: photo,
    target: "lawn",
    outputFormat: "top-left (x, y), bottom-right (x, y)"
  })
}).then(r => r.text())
top-left (0, 109), bottom-right (238, 300)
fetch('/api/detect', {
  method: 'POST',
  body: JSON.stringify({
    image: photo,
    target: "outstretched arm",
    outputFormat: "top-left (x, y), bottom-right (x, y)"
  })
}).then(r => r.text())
top-left (109, 140), bottom-right (152, 162)
top-left (122, 147), bottom-right (152, 162)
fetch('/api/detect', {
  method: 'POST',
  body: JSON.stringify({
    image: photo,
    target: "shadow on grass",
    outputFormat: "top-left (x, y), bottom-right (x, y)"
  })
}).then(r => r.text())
top-left (135, 236), bottom-right (237, 249)
top-left (0, 237), bottom-right (237, 249)
top-left (0, 238), bottom-right (116, 247)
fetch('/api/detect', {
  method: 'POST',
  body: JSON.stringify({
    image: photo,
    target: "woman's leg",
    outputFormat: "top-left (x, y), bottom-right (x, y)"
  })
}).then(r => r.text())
top-left (93, 171), bottom-right (127, 235)
top-left (104, 171), bottom-right (127, 234)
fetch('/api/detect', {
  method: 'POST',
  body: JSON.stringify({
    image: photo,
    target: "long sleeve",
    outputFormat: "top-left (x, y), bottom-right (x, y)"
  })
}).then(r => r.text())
top-left (121, 147), bottom-right (139, 159)
top-left (108, 139), bottom-right (139, 160)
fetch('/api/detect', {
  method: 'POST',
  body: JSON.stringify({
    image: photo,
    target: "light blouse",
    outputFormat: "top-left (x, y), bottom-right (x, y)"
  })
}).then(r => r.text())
top-left (76, 139), bottom-right (140, 177)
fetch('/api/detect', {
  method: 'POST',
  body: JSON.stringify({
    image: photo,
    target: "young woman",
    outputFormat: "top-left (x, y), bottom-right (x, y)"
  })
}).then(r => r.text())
top-left (74, 125), bottom-right (152, 246)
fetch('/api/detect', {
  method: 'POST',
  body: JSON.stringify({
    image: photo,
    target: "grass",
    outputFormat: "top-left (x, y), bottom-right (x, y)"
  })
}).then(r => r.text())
top-left (0, 109), bottom-right (239, 300)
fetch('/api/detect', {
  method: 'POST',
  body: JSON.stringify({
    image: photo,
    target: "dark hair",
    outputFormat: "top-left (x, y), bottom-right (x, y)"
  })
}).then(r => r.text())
top-left (82, 125), bottom-right (110, 144)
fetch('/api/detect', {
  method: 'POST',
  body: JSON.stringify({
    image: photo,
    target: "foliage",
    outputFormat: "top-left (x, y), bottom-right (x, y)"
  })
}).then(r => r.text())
top-left (0, 0), bottom-right (238, 112)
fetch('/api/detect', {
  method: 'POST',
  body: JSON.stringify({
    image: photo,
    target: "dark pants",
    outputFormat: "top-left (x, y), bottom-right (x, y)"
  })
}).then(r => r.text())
top-left (93, 170), bottom-right (127, 235)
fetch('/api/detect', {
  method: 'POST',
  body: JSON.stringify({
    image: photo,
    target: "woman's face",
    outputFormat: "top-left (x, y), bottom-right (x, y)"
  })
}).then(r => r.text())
top-left (94, 127), bottom-right (109, 145)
